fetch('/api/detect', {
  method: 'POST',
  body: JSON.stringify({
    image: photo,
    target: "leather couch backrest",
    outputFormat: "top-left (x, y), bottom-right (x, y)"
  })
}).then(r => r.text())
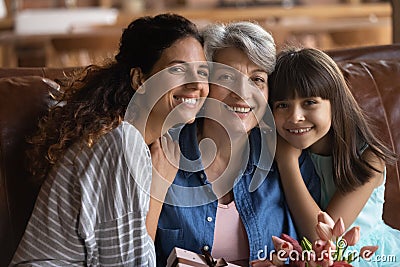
top-left (0, 69), bottom-right (73, 266)
top-left (328, 44), bottom-right (400, 230)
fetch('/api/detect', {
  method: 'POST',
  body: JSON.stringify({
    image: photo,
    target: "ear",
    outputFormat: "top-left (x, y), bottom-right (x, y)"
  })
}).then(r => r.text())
top-left (130, 67), bottom-right (146, 93)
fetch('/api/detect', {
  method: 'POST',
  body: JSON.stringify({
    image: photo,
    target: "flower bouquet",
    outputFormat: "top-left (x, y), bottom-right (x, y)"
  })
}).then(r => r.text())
top-left (251, 211), bottom-right (378, 267)
top-left (299, 211), bottom-right (379, 266)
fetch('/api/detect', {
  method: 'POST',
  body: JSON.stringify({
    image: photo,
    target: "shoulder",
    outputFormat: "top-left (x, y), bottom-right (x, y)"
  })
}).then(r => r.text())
top-left (69, 122), bottom-right (149, 171)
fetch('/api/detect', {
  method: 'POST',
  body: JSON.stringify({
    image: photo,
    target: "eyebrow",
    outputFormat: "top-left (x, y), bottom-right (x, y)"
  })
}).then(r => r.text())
top-left (168, 60), bottom-right (209, 70)
top-left (213, 66), bottom-right (267, 74)
top-left (252, 69), bottom-right (268, 74)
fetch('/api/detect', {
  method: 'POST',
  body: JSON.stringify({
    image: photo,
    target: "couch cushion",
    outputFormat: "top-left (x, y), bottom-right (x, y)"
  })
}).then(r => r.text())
top-left (0, 76), bottom-right (59, 266)
top-left (337, 60), bottom-right (400, 230)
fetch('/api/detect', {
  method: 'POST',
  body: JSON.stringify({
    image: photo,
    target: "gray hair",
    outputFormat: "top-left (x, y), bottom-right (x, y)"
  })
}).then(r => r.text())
top-left (202, 21), bottom-right (276, 74)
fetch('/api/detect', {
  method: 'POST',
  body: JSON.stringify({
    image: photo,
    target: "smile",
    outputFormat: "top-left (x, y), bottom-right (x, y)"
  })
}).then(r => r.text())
top-left (174, 96), bottom-right (198, 105)
top-left (288, 127), bottom-right (312, 134)
top-left (224, 104), bottom-right (253, 113)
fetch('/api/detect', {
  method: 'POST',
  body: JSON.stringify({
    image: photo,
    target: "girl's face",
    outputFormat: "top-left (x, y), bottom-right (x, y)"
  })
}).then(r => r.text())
top-left (206, 47), bottom-right (269, 134)
top-left (146, 37), bottom-right (209, 127)
top-left (272, 96), bottom-right (332, 155)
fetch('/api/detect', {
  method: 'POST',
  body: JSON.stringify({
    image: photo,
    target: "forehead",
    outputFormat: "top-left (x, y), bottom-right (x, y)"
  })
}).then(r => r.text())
top-left (214, 47), bottom-right (248, 65)
top-left (161, 37), bottom-right (205, 61)
top-left (214, 47), bottom-right (266, 74)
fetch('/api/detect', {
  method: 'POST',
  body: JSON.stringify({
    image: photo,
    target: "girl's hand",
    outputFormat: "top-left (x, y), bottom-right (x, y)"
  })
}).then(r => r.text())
top-left (275, 134), bottom-right (302, 166)
top-left (150, 133), bottom-right (180, 199)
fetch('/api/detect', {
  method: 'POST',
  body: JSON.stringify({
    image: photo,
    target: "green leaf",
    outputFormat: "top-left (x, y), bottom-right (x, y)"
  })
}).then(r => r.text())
top-left (301, 236), bottom-right (312, 251)
top-left (347, 251), bottom-right (357, 263)
top-left (335, 237), bottom-right (345, 261)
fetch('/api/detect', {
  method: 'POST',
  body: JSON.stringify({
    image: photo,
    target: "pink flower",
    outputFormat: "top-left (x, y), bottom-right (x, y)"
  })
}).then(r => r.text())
top-left (280, 234), bottom-right (305, 267)
top-left (342, 226), bottom-right (360, 246)
top-left (313, 240), bottom-right (327, 255)
top-left (281, 233), bottom-right (303, 254)
top-left (272, 235), bottom-right (293, 255)
top-left (315, 222), bottom-right (333, 241)
top-left (332, 217), bottom-right (345, 238)
top-left (317, 211), bottom-right (335, 228)
top-left (360, 245), bottom-right (379, 259)
top-left (320, 246), bottom-right (334, 266)
top-left (323, 240), bottom-right (336, 252)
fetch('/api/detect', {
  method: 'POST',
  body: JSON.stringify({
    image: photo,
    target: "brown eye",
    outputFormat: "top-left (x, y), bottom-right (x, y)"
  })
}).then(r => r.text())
top-left (274, 102), bottom-right (288, 109)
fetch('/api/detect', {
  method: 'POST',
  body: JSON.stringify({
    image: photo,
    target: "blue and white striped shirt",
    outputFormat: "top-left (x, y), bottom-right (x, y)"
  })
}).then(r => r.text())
top-left (11, 122), bottom-right (155, 266)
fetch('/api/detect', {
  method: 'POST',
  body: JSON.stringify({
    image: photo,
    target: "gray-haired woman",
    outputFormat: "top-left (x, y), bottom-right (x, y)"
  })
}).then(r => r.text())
top-left (155, 21), bottom-right (320, 266)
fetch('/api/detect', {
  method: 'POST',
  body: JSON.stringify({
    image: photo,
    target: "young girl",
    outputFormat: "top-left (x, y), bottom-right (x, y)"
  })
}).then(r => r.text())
top-left (268, 47), bottom-right (399, 266)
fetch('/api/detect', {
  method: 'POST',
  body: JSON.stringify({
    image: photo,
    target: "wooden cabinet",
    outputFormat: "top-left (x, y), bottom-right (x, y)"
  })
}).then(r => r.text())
top-left (0, 2), bottom-right (392, 67)
top-left (117, 2), bottom-right (392, 51)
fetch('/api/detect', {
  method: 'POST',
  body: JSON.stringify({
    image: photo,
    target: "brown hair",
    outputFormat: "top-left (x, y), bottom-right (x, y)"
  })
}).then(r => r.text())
top-left (268, 47), bottom-right (398, 193)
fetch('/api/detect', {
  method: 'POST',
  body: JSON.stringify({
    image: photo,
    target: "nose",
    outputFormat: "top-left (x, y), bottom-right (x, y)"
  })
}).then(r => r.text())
top-left (185, 80), bottom-right (207, 92)
top-left (185, 67), bottom-right (207, 90)
top-left (288, 105), bottom-right (305, 123)
top-left (231, 76), bottom-right (252, 100)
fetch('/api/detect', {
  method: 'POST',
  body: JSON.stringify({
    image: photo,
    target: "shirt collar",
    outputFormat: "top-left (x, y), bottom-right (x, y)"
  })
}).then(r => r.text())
top-left (170, 121), bottom-right (275, 179)
top-left (247, 127), bottom-right (275, 172)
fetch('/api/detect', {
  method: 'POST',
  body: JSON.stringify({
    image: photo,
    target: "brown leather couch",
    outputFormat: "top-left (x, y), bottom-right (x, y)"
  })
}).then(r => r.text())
top-left (1, 44), bottom-right (399, 266)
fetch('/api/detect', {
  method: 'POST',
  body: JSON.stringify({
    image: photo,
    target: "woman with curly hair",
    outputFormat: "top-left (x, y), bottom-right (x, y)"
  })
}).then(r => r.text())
top-left (11, 13), bottom-right (209, 266)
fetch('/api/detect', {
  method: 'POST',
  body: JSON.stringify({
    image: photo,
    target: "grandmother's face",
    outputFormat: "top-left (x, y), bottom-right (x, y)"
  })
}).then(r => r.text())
top-left (207, 47), bottom-right (269, 133)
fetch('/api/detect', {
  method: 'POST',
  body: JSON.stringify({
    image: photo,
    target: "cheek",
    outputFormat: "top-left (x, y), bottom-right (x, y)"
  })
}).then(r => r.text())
top-left (202, 83), bottom-right (210, 97)
top-left (273, 114), bottom-right (286, 133)
top-left (209, 85), bottom-right (229, 101)
top-left (273, 113), bottom-right (283, 126)
top-left (261, 87), bottom-right (269, 101)
top-left (315, 113), bottom-right (331, 129)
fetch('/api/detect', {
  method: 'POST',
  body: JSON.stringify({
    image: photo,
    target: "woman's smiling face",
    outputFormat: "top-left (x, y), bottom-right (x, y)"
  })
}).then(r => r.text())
top-left (206, 47), bottom-right (269, 134)
top-left (145, 37), bottom-right (210, 126)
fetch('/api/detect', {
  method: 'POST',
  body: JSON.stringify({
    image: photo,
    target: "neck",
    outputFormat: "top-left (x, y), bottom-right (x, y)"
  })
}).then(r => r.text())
top-left (310, 132), bottom-right (333, 156)
top-left (200, 119), bottom-right (248, 157)
top-left (130, 109), bottom-right (166, 146)
top-left (200, 119), bottom-right (249, 186)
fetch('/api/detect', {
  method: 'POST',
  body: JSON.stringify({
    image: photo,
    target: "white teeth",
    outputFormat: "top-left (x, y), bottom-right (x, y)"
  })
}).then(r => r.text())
top-left (226, 105), bottom-right (251, 113)
top-left (176, 97), bottom-right (197, 105)
top-left (289, 128), bottom-right (312, 134)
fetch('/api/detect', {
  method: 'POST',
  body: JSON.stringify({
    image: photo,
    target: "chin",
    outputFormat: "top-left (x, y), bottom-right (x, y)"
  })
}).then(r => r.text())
top-left (186, 117), bottom-right (196, 124)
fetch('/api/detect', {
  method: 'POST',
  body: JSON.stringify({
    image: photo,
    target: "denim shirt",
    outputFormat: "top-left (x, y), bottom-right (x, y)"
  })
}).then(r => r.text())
top-left (155, 121), bottom-right (320, 266)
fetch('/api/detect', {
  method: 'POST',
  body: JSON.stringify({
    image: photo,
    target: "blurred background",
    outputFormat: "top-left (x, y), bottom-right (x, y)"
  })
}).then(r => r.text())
top-left (0, 0), bottom-right (393, 67)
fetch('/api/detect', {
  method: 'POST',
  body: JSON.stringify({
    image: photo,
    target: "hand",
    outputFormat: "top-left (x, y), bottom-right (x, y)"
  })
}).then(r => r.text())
top-left (250, 234), bottom-right (305, 267)
top-left (150, 133), bottom-right (180, 200)
top-left (250, 259), bottom-right (279, 267)
top-left (275, 134), bottom-right (302, 166)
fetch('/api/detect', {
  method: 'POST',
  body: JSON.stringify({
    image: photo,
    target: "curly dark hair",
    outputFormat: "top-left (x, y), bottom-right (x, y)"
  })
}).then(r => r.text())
top-left (28, 13), bottom-right (203, 183)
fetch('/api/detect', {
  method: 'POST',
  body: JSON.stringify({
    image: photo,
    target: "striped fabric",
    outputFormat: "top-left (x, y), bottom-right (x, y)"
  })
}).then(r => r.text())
top-left (11, 122), bottom-right (155, 266)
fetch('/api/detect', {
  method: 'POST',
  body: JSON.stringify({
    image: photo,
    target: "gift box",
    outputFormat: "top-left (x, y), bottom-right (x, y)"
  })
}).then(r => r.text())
top-left (166, 247), bottom-right (242, 267)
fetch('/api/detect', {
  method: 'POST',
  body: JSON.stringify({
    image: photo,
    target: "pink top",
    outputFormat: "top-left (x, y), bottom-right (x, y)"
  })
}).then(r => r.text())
top-left (212, 201), bottom-right (250, 265)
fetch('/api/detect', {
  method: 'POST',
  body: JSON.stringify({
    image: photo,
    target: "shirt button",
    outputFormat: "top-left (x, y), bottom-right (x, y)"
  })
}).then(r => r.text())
top-left (206, 216), bottom-right (213, 222)
top-left (200, 173), bottom-right (204, 179)
top-left (203, 245), bottom-right (209, 251)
